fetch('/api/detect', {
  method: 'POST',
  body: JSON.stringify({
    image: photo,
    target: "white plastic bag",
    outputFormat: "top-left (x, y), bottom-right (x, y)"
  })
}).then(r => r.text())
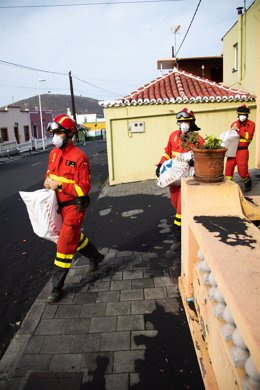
top-left (157, 153), bottom-right (193, 188)
top-left (19, 189), bottom-right (62, 243)
top-left (219, 129), bottom-right (239, 157)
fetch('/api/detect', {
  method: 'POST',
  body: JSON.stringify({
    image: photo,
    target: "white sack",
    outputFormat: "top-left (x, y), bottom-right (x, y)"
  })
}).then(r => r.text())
top-left (19, 189), bottom-right (62, 243)
top-left (219, 129), bottom-right (240, 157)
top-left (157, 155), bottom-right (193, 188)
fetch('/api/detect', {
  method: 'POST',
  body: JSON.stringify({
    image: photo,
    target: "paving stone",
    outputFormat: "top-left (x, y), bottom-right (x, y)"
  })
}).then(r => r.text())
top-left (42, 304), bottom-right (58, 319)
top-left (24, 335), bottom-right (45, 354)
top-left (130, 372), bottom-right (141, 386)
top-left (117, 315), bottom-right (144, 331)
top-left (120, 289), bottom-right (143, 301)
top-left (89, 316), bottom-right (117, 333)
top-left (80, 303), bottom-right (107, 318)
top-left (35, 318), bottom-right (65, 335)
top-left (131, 278), bottom-right (154, 289)
top-left (97, 291), bottom-right (120, 302)
top-left (41, 335), bottom-right (73, 354)
top-left (153, 276), bottom-right (174, 287)
top-left (22, 371), bottom-right (83, 390)
top-left (62, 318), bottom-right (91, 334)
top-left (123, 270), bottom-right (143, 280)
top-left (71, 334), bottom-right (101, 353)
top-left (110, 280), bottom-right (131, 291)
top-left (131, 300), bottom-right (156, 314)
top-left (144, 287), bottom-right (167, 300)
top-left (166, 285), bottom-right (179, 298)
top-left (113, 350), bottom-right (145, 373)
top-left (73, 292), bottom-right (98, 304)
top-left (156, 298), bottom-right (180, 313)
top-left (105, 373), bottom-right (129, 390)
top-left (102, 272), bottom-right (123, 281)
top-left (81, 351), bottom-right (114, 373)
top-left (49, 354), bottom-right (82, 371)
top-left (131, 330), bottom-right (158, 350)
top-left (88, 281), bottom-right (110, 292)
top-left (105, 302), bottom-right (130, 316)
top-left (15, 354), bottom-right (52, 376)
top-left (55, 304), bottom-right (82, 318)
top-left (100, 332), bottom-right (130, 351)
top-left (19, 303), bottom-right (46, 334)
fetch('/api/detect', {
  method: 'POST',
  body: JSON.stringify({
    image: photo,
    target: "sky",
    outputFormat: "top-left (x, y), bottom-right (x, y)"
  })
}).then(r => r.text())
top-left (0, 0), bottom-right (255, 108)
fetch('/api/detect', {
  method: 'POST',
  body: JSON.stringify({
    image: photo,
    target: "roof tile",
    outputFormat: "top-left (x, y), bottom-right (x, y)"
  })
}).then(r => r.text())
top-left (100, 67), bottom-right (255, 107)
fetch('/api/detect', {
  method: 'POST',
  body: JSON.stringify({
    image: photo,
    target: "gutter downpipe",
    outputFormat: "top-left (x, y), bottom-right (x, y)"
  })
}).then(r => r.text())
top-left (255, 8), bottom-right (260, 169)
top-left (237, 7), bottom-right (243, 84)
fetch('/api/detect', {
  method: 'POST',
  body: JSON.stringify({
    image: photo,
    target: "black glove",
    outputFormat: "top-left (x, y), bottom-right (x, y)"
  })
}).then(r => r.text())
top-left (188, 159), bottom-right (194, 167)
top-left (156, 163), bottom-right (162, 177)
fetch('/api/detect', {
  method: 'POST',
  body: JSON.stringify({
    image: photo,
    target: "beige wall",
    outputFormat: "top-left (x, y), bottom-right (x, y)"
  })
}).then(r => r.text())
top-left (223, 0), bottom-right (260, 96)
top-left (0, 107), bottom-right (31, 144)
top-left (104, 103), bottom-right (256, 185)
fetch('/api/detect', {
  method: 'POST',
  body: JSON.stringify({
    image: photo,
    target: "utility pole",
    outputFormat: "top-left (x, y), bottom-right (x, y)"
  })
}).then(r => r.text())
top-left (69, 71), bottom-right (77, 123)
top-left (69, 71), bottom-right (79, 142)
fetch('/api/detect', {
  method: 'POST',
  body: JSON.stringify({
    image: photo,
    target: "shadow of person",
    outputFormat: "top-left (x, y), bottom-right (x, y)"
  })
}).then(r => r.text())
top-left (81, 356), bottom-right (109, 389)
top-left (131, 302), bottom-right (205, 390)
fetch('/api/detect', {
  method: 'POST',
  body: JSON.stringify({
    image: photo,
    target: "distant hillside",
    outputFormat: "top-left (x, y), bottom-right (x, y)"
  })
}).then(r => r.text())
top-left (9, 94), bottom-right (104, 117)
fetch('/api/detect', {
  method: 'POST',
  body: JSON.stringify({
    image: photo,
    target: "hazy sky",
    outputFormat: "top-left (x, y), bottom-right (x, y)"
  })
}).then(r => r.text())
top-left (0, 0), bottom-right (255, 107)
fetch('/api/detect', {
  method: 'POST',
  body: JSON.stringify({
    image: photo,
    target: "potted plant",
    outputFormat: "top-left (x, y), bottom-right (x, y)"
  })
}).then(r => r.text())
top-left (181, 133), bottom-right (227, 183)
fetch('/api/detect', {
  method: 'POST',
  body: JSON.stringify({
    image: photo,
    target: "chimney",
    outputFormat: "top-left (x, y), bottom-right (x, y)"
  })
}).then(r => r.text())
top-left (236, 6), bottom-right (243, 15)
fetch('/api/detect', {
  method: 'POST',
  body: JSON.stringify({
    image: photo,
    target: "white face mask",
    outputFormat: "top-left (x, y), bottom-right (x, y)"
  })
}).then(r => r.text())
top-left (239, 115), bottom-right (247, 122)
top-left (180, 122), bottom-right (190, 134)
top-left (52, 134), bottom-right (65, 148)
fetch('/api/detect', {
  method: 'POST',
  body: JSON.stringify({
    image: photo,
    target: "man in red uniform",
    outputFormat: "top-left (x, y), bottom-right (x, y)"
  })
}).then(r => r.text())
top-left (225, 105), bottom-right (255, 192)
top-left (44, 114), bottom-right (104, 303)
top-left (156, 108), bottom-right (204, 250)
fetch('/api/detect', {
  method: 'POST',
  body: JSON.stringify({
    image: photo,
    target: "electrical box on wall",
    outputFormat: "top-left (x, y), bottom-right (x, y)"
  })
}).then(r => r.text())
top-left (128, 121), bottom-right (145, 133)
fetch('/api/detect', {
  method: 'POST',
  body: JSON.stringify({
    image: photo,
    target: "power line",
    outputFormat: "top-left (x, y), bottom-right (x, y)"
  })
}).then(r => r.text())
top-left (0, 0), bottom-right (183, 8)
top-left (0, 59), bottom-right (67, 76)
top-left (73, 75), bottom-right (122, 97)
top-left (0, 58), bottom-right (123, 97)
top-left (175, 0), bottom-right (202, 57)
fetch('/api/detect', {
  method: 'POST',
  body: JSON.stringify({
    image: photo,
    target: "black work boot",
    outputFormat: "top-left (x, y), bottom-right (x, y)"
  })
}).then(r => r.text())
top-left (89, 253), bottom-right (105, 273)
top-left (244, 177), bottom-right (252, 192)
top-left (47, 267), bottom-right (69, 303)
top-left (170, 224), bottom-right (181, 252)
top-left (47, 288), bottom-right (64, 304)
top-left (79, 240), bottom-right (105, 272)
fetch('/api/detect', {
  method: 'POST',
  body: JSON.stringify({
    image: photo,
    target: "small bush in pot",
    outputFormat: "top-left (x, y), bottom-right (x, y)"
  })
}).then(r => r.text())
top-left (181, 133), bottom-right (227, 183)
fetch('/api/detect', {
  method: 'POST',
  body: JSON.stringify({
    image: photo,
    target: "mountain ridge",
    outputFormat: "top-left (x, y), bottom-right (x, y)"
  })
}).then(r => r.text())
top-left (6, 94), bottom-right (103, 117)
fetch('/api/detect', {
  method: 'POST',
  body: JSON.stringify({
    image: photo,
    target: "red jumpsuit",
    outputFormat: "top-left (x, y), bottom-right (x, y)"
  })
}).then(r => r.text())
top-left (225, 119), bottom-right (255, 180)
top-left (46, 142), bottom-right (91, 272)
top-left (159, 130), bottom-right (204, 228)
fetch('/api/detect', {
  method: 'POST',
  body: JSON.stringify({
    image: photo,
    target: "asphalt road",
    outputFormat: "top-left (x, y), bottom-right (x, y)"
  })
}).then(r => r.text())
top-left (0, 141), bottom-right (108, 358)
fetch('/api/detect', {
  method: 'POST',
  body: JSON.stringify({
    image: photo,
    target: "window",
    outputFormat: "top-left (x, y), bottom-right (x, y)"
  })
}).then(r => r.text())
top-left (0, 128), bottom-right (8, 142)
top-left (233, 43), bottom-right (238, 72)
top-left (24, 126), bottom-right (30, 141)
top-left (33, 124), bottom-right (37, 138)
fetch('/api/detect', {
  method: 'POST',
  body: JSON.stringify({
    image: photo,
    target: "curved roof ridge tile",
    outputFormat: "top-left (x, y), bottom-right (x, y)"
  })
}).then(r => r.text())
top-left (99, 67), bottom-right (255, 107)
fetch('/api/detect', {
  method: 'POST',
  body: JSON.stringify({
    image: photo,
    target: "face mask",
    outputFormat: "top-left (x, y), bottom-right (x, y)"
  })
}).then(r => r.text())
top-left (52, 134), bottom-right (65, 148)
top-left (180, 122), bottom-right (190, 134)
top-left (239, 115), bottom-right (247, 122)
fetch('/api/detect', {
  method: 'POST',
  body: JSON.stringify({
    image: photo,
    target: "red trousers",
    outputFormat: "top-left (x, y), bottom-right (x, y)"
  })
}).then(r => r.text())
top-left (225, 149), bottom-right (249, 179)
top-left (55, 205), bottom-right (86, 269)
top-left (169, 185), bottom-right (182, 227)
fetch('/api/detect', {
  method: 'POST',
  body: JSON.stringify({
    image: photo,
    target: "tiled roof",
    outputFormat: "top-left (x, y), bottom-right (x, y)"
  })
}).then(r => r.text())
top-left (100, 67), bottom-right (255, 107)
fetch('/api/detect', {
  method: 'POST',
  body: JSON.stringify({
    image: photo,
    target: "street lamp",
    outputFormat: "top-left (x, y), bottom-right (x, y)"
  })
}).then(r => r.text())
top-left (37, 79), bottom-right (46, 151)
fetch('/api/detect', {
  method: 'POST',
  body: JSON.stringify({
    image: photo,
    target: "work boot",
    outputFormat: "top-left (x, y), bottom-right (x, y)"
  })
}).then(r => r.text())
top-left (47, 288), bottom-right (64, 304)
top-left (88, 253), bottom-right (105, 273)
top-left (244, 177), bottom-right (252, 192)
top-left (170, 224), bottom-right (181, 252)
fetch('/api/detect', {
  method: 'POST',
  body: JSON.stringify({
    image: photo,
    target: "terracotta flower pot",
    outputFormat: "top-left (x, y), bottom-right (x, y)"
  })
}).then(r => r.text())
top-left (192, 147), bottom-right (227, 183)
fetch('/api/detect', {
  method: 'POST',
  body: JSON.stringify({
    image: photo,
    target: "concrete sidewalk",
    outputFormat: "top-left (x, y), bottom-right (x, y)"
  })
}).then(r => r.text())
top-left (1, 173), bottom-right (260, 390)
